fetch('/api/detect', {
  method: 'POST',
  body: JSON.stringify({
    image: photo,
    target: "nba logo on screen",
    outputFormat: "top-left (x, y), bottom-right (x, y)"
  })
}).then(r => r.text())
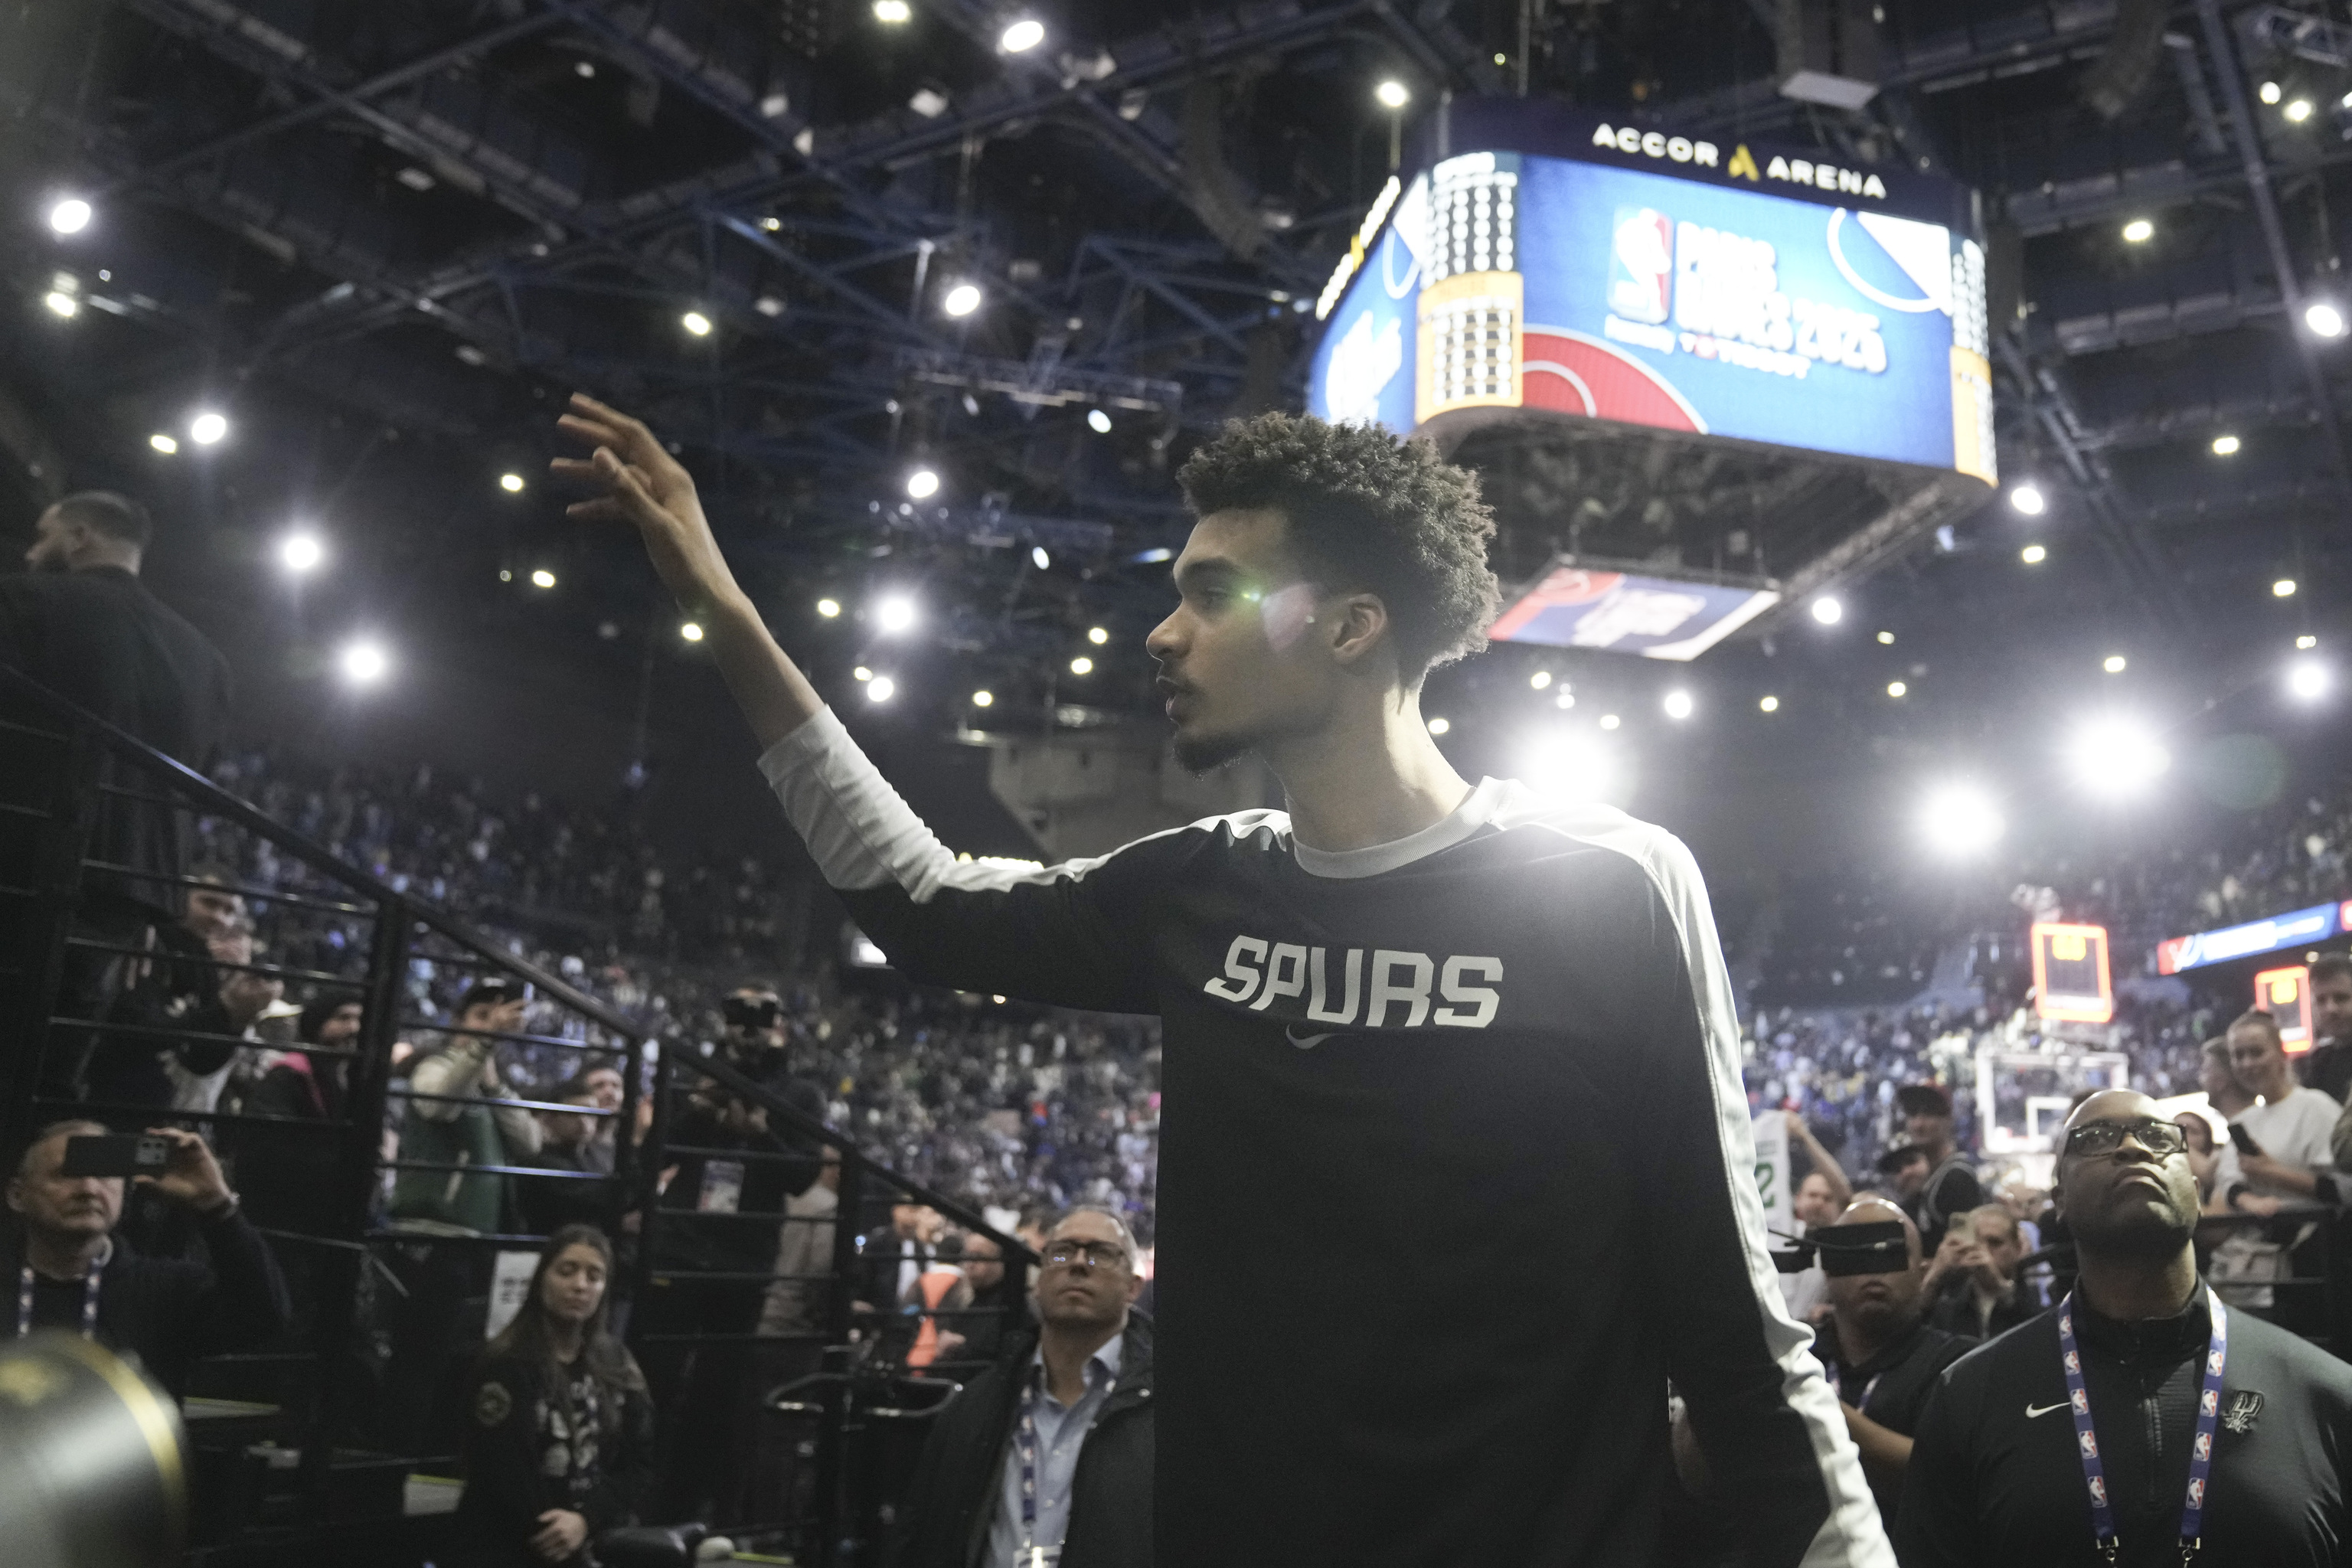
top-left (1608, 207), bottom-right (1673, 324)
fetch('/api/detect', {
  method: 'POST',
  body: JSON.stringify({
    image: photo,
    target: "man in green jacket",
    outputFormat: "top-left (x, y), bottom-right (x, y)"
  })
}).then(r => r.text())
top-left (390, 982), bottom-right (541, 1235)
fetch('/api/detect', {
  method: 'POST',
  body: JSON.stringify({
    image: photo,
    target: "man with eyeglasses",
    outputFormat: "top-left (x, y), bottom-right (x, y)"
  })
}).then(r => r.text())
top-left (1896, 1091), bottom-right (2352, 1566)
top-left (893, 1207), bottom-right (1153, 1568)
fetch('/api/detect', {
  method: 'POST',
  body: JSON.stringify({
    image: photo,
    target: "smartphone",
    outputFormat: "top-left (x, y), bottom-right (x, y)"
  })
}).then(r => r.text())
top-left (2229, 1122), bottom-right (2265, 1158)
top-left (60, 1134), bottom-right (171, 1179)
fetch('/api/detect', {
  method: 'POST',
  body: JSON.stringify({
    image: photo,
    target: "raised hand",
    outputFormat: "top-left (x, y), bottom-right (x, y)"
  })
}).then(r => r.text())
top-left (552, 393), bottom-right (736, 609)
top-left (551, 391), bottom-right (822, 747)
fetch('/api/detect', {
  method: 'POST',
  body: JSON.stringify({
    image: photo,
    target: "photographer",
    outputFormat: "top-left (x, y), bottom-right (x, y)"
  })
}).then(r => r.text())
top-left (2, 1119), bottom-right (289, 1398)
top-left (642, 983), bottom-right (826, 1523)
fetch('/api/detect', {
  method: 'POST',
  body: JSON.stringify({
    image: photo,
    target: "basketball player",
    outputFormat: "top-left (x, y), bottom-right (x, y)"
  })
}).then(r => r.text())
top-left (554, 394), bottom-right (1885, 1566)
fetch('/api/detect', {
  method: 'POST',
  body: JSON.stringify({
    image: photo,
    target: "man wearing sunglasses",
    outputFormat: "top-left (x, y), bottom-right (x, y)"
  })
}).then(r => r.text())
top-left (893, 1207), bottom-right (1153, 1568)
top-left (1896, 1090), bottom-right (2352, 1566)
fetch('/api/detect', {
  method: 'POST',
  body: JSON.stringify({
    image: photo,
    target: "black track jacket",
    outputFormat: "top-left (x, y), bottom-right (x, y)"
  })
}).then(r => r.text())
top-left (1896, 1290), bottom-right (2352, 1566)
top-left (761, 708), bottom-right (1886, 1567)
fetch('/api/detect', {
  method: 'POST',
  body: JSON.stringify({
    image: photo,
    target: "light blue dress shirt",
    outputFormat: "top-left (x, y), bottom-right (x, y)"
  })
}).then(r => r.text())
top-left (985, 1334), bottom-right (1125, 1568)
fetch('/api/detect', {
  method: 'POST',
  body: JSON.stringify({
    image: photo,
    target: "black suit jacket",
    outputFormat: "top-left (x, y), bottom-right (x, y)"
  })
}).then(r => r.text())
top-left (0, 564), bottom-right (230, 904)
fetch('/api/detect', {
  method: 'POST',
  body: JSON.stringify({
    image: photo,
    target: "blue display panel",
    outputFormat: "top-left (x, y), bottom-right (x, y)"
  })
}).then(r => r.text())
top-left (2158, 901), bottom-right (2351, 975)
top-left (1488, 564), bottom-right (1778, 662)
top-left (1307, 104), bottom-right (1994, 485)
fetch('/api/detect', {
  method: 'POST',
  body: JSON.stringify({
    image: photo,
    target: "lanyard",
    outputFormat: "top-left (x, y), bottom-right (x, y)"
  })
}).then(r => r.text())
top-left (17, 1259), bottom-right (102, 1341)
top-left (1827, 1362), bottom-right (1883, 1409)
top-left (1016, 1360), bottom-right (1113, 1568)
top-left (2056, 1287), bottom-right (2227, 1566)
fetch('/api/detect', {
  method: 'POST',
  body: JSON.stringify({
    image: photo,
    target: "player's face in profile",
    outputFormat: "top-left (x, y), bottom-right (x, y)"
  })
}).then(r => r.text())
top-left (1148, 508), bottom-right (1336, 773)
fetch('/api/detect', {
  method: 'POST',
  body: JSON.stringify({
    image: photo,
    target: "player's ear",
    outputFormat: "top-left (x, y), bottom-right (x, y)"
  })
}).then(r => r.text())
top-left (1325, 592), bottom-right (1389, 668)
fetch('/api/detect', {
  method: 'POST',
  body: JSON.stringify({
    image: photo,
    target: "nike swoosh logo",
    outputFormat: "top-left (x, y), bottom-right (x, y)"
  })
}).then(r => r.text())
top-left (1285, 1026), bottom-right (1338, 1050)
top-left (2025, 1400), bottom-right (2069, 1419)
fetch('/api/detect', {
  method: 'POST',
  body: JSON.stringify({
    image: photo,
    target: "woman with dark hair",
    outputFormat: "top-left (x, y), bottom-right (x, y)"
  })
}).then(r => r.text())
top-left (453, 1225), bottom-right (655, 1565)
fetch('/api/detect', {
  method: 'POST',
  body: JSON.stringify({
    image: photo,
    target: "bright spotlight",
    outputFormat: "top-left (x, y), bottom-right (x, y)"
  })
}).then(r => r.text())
top-left (2288, 661), bottom-right (2330, 701)
top-left (47, 198), bottom-right (92, 235)
top-left (2102, 654), bottom-right (2127, 674)
top-left (873, 0), bottom-right (910, 21)
top-left (1599, 714), bottom-right (1621, 730)
top-left (280, 534), bottom-right (324, 573)
top-left (942, 282), bottom-right (983, 317)
top-left (149, 433), bottom-right (178, 455)
top-left (1088, 626), bottom-right (1109, 645)
top-left (999, 17), bottom-right (1044, 52)
top-left (2121, 217), bottom-right (2153, 243)
top-left (2307, 301), bottom-right (2347, 338)
top-left (2298, 634), bottom-right (2319, 650)
top-left (2021, 544), bottom-right (2047, 564)
top-left (1087, 408), bottom-right (1112, 434)
top-left (1426, 716), bottom-right (1450, 736)
top-left (1519, 730), bottom-right (1626, 805)
top-left (1877, 630), bottom-right (1896, 645)
top-left (681, 310), bottom-right (714, 336)
top-left (875, 596), bottom-right (918, 635)
top-left (43, 291), bottom-right (77, 318)
top-left (2009, 482), bottom-right (2046, 515)
top-left (499, 472), bottom-right (526, 493)
top-left (854, 666), bottom-right (871, 681)
top-left (1031, 545), bottom-right (1050, 570)
top-left (339, 640), bottom-right (389, 684)
top-left (1375, 79), bottom-right (1411, 109)
top-left (1662, 689), bottom-right (1694, 720)
top-left (906, 468), bottom-right (940, 499)
top-left (2288, 98), bottom-right (2315, 122)
top-left (189, 411), bottom-right (229, 446)
top-left (2261, 80), bottom-right (2284, 105)
top-left (1530, 670), bottom-right (1553, 690)
top-left (530, 568), bottom-right (557, 589)
top-left (1069, 656), bottom-right (1094, 675)
top-left (816, 597), bottom-right (841, 618)
top-left (2273, 578), bottom-right (2298, 597)
top-left (1759, 694), bottom-right (1779, 712)
top-left (867, 675), bottom-right (897, 702)
top-left (972, 688), bottom-right (994, 707)
top-left (1887, 681), bottom-right (1908, 698)
top-left (2066, 717), bottom-right (2171, 799)
top-left (1810, 596), bottom-right (1843, 626)
top-left (1919, 783), bottom-right (2005, 858)
top-left (680, 621), bottom-right (705, 642)
top-left (2212, 433), bottom-right (2241, 456)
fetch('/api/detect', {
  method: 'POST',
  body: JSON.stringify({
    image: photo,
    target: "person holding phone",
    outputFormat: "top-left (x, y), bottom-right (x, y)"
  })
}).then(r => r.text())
top-left (1, 1119), bottom-right (289, 1398)
top-left (392, 980), bottom-right (545, 1236)
top-left (2210, 1010), bottom-right (2342, 1217)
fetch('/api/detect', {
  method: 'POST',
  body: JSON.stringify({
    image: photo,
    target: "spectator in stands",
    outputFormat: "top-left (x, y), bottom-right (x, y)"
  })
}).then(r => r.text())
top-left (904, 1233), bottom-right (975, 1372)
top-left (952, 1230), bottom-right (1029, 1365)
top-left (1896, 1090), bottom-right (2352, 1565)
top-left (643, 982), bottom-right (827, 1523)
top-left (0, 492), bottom-right (232, 1029)
top-left (454, 1225), bottom-right (655, 1567)
top-left (890, 1207), bottom-right (1153, 1568)
top-left (1781, 1168), bottom-right (1846, 1326)
top-left (858, 1200), bottom-right (946, 1320)
top-left (1813, 1197), bottom-right (1973, 1525)
top-left (2212, 1010), bottom-right (2341, 1214)
top-left (757, 1148), bottom-right (841, 1341)
top-left (1893, 1083), bottom-right (1983, 1250)
top-left (2298, 952), bottom-right (2352, 1103)
top-left (85, 876), bottom-right (280, 1111)
top-left (517, 1076), bottom-right (617, 1239)
top-left (2172, 1108), bottom-right (2222, 1204)
top-left (577, 1061), bottom-right (627, 1175)
top-left (391, 980), bottom-right (544, 1235)
top-left (1, 1119), bottom-right (289, 1397)
top-left (240, 995), bottom-right (360, 1230)
top-left (1787, 1109), bottom-right (1853, 1212)
top-left (2200, 1034), bottom-right (2256, 1122)
top-left (1923, 1204), bottom-right (2034, 1341)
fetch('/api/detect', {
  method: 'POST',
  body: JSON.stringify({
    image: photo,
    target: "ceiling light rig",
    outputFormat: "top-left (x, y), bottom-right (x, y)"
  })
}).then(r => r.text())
top-left (998, 17), bottom-right (1044, 52)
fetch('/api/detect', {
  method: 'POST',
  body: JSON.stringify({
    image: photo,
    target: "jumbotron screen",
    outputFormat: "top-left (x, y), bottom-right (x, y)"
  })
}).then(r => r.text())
top-left (1308, 98), bottom-right (1995, 483)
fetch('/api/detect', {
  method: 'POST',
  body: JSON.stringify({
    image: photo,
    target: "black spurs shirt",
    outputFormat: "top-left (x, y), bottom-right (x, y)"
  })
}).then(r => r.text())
top-left (763, 709), bottom-right (1886, 1567)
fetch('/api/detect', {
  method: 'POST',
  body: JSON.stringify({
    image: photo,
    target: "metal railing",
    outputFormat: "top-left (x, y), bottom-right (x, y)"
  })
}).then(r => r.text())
top-left (0, 664), bottom-right (1037, 1564)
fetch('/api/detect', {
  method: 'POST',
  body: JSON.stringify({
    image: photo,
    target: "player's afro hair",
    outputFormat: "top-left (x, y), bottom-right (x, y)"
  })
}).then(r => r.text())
top-left (1176, 412), bottom-right (1501, 683)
